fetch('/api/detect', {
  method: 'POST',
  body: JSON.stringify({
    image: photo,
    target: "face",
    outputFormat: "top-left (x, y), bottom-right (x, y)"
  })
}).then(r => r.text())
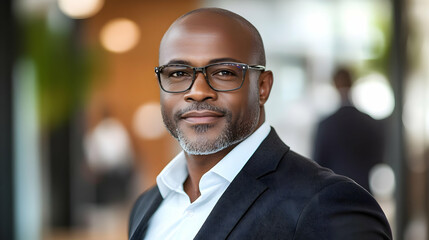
top-left (159, 12), bottom-right (269, 155)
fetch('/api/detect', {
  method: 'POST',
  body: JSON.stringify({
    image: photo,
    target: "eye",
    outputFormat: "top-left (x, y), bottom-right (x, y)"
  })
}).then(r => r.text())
top-left (170, 71), bottom-right (190, 78)
top-left (215, 70), bottom-right (236, 76)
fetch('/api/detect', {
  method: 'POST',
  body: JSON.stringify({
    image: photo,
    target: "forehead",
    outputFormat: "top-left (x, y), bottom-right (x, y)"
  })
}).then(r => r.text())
top-left (159, 12), bottom-right (257, 66)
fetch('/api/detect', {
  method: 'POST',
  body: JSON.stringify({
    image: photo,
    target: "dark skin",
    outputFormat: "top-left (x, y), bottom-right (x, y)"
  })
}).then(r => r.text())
top-left (159, 11), bottom-right (273, 202)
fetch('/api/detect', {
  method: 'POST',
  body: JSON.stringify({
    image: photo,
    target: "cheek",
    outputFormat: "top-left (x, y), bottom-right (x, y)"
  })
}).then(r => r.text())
top-left (240, 82), bottom-right (261, 121)
top-left (160, 94), bottom-right (179, 118)
top-left (248, 77), bottom-right (261, 102)
top-left (221, 90), bottom-right (258, 120)
top-left (241, 78), bottom-right (260, 109)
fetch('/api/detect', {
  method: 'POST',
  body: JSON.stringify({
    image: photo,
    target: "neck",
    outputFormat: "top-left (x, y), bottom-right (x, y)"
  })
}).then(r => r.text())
top-left (338, 89), bottom-right (352, 106)
top-left (183, 144), bottom-right (236, 202)
top-left (340, 95), bottom-right (353, 107)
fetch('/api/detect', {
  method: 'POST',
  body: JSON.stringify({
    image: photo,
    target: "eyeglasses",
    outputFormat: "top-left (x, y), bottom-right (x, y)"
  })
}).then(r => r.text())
top-left (155, 62), bottom-right (265, 93)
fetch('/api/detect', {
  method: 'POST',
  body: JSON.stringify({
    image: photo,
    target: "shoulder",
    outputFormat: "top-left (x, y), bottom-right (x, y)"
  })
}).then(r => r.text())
top-left (253, 129), bottom-right (348, 192)
top-left (275, 150), bottom-right (347, 189)
top-left (128, 186), bottom-right (161, 236)
top-left (130, 186), bottom-right (160, 214)
top-left (275, 151), bottom-right (392, 239)
top-left (294, 180), bottom-right (392, 239)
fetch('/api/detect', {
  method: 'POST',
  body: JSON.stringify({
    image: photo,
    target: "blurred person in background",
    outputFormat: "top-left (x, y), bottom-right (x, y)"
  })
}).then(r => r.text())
top-left (313, 67), bottom-right (385, 193)
top-left (129, 8), bottom-right (391, 240)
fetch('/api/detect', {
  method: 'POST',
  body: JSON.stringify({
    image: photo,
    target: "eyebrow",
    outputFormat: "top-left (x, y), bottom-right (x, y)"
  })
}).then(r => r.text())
top-left (165, 57), bottom-right (244, 66)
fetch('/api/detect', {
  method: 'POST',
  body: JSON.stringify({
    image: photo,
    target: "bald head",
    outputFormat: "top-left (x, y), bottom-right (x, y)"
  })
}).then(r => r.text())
top-left (159, 8), bottom-right (266, 66)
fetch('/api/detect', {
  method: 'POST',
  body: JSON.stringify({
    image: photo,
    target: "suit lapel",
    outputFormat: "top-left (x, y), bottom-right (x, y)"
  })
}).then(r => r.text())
top-left (195, 128), bottom-right (290, 239)
top-left (129, 187), bottom-right (163, 240)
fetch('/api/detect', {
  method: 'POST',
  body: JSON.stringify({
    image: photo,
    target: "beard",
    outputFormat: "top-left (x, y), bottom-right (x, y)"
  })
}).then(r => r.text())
top-left (161, 102), bottom-right (259, 155)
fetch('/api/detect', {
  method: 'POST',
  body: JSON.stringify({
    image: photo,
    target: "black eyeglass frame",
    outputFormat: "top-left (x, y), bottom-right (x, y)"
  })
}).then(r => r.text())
top-left (154, 62), bottom-right (266, 93)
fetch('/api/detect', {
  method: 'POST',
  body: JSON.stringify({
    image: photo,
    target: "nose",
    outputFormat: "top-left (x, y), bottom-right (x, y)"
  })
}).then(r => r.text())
top-left (184, 72), bottom-right (217, 102)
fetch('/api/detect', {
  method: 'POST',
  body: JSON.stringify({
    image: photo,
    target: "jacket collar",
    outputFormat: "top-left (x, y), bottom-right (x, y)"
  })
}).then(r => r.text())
top-left (129, 187), bottom-right (163, 240)
top-left (194, 128), bottom-right (289, 239)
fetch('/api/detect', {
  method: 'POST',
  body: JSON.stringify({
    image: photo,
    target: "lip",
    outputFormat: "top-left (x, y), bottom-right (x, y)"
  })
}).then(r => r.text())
top-left (180, 110), bottom-right (224, 124)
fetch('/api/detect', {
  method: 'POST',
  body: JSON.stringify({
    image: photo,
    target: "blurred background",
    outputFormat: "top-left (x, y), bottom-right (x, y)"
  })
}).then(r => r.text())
top-left (0, 0), bottom-right (427, 239)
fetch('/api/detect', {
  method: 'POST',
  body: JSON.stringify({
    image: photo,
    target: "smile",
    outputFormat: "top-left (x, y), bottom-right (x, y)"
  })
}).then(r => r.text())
top-left (180, 110), bottom-right (224, 124)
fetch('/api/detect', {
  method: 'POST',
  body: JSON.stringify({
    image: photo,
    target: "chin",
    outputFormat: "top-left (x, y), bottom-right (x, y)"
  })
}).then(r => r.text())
top-left (183, 147), bottom-right (226, 156)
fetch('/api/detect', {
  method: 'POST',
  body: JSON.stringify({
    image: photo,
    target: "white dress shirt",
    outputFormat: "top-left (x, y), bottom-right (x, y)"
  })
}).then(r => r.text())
top-left (144, 122), bottom-right (271, 240)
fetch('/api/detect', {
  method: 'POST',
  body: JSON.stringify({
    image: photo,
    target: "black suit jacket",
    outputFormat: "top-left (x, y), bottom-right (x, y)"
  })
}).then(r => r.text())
top-left (314, 106), bottom-right (384, 192)
top-left (129, 128), bottom-right (392, 239)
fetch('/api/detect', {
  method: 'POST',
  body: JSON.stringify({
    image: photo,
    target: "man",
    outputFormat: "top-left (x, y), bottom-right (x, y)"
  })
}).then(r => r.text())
top-left (314, 68), bottom-right (384, 192)
top-left (129, 8), bottom-right (392, 240)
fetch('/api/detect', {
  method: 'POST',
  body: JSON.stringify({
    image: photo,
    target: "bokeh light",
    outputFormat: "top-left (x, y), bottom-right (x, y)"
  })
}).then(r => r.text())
top-left (351, 73), bottom-right (395, 120)
top-left (369, 163), bottom-right (396, 199)
top-left (100, 18), bottom-right (140, 53)
top-left (58, 0), bottom-right (104, 19)
top-left (133, 102), bottom-right (166, 140)
top-left (84, 118), bottom-right (132, 172)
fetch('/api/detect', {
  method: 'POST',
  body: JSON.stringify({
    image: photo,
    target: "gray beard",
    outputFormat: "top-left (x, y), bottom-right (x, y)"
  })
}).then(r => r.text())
top-left (162, 102), bottom-right (259, 155)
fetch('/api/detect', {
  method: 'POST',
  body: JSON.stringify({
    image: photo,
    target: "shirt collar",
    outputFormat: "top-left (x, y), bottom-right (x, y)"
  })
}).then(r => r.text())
top-left (156, 122), bottom-right (271, 198)
top-left (156, 151), bottom-right (188, 198)
top-left (210, 122), bottom-right (270, 182)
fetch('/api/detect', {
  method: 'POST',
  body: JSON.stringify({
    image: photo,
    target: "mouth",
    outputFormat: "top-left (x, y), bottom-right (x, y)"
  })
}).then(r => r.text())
top-left (180, 110), bottom-right (224, 124)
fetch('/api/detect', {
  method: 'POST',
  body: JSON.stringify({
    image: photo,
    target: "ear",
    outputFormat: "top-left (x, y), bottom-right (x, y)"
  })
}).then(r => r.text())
top-left (258, 70), bottom-right (273, 106)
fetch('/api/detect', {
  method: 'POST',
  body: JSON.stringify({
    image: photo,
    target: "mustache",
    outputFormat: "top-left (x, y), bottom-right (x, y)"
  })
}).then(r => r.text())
top-left (175, 102), bottom-right (228, 120)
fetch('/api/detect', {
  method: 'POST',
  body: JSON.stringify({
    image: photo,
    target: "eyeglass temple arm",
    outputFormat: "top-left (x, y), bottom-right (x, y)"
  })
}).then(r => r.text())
top-left (249, 65), bottom-right (265, 71)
